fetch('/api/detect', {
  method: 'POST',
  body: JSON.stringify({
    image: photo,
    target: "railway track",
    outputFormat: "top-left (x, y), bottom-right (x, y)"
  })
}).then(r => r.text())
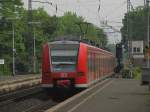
top-left (0, 78), bottom-right (112, 112)
top-left (0, 86), bottom-right (42, 107)
top-left (0, 86), bottom-right (79, 112)
top-left (22, 99), bottom-right (57, 112)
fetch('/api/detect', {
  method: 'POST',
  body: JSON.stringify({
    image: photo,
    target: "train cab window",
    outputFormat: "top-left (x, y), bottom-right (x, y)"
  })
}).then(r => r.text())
top-left (50, 42), bottom-right (79, 72)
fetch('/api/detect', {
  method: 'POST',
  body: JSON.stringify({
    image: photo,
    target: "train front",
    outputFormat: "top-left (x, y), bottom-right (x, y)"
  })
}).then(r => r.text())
top-left (42, 40), bottom-right (80, 88)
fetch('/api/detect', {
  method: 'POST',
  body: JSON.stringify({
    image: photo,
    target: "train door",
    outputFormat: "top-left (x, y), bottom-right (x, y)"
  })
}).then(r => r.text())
top-left (87, 51), bottom-right (91, 84)
top-left (98, 55), bottom-right (100, 80)
top-left (103, 55), bottom-right (105, 77)
top-left (99, 54), bottom-right (101, 79)
top-left (96, 54), bottom-right (98, 81)
top-left (92, 52), bottom-right (94, 83)
top-left (94, 53), bottom-right (96, 81)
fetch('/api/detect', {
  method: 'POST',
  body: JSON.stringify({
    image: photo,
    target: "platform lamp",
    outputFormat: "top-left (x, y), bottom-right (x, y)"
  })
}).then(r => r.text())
top-left (7, 11), bottom-right (20, 76)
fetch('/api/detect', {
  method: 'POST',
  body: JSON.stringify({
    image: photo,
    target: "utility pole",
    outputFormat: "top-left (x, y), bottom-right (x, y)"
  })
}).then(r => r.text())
top-left (146, 0), bottom-right (150, 68)
top-left (127, 0), bottom-right (134, 78)
top-left (127, 0), bottom-right (130, 58)
top-left (28, 0), bottom-right (32, 21)
top-left (28, 0), bottom-right (58, 73)
top-left (12, 22), bottom-right (15, 76)
top-left (28, 0), bottom-right (34, 73)
top-left (28, 21), bottom-right (40, 73)
top-left (127, 0), bottom-right (132, 63)
top-left (7, 18), bottom-right (17, 76)
top-left (33, 27), bottom-right (36, 73)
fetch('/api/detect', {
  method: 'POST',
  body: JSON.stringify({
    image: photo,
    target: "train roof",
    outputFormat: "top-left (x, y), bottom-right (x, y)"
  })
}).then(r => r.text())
top-left (48, 37), bottom-right (114, 56)
top-left (81, 42), bottom-right (114, 56)
top-left (49, 40), bottom-right (79, 45)
top-left (48, 40), bottom-right (113, 56)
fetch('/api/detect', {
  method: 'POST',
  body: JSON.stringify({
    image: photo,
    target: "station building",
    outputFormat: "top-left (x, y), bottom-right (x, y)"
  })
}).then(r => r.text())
top-left (131, 40), bottom-right (150, 67)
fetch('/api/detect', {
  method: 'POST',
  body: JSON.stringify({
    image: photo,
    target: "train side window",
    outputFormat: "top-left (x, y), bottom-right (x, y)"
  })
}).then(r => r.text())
top-left (99, 55), bottom-right (101, 73)
top-left (99, 55), bottom-right (100, 75)
top-left (96, 54), bottom-right (98, 73)
top-left (95, 54), bottom-right (96, 74)
top-left (107, 57), bottom-right (108, 72)
top-left (88, 52), bottom-right (91, 73)
top-left (101, 55), bottom-right (102, 68)
top-left (93, 53), bottom-right (95, 74)
top-left (105, 57), bottom-right (106, 72)
top-left (103, 57), bottom-right (104, 71)
top-left (87, 51), bottom-right (90, 82)
top-left (93, 53), bottom-right (95, 73)
top-left (93, 53), bottom-right (94, 73)
top-left (95, 54), bottom-right (96, 71)
top-left (91, 53), bottom-right (93, 73)
top-left (98, 56), bottom-right (100, 75)
top-left (90, 53), bottom-right (93, 72)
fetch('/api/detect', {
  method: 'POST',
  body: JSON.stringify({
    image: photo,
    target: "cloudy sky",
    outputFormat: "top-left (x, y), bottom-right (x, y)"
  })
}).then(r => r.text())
top-left (22, 0), bottom-right (143, 44)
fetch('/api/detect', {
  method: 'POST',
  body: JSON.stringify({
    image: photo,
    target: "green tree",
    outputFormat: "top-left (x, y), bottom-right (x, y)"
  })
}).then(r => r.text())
top-left (121, 7), bottom-right (147, 44)
top-left (0, 0), bottom-right (24, 75)
top-left (56, 12), bottom-right (107, 46)
top-left (15, 8), bottom-right (58, 73)
top-left (56, 12), bottom-right (83, 36)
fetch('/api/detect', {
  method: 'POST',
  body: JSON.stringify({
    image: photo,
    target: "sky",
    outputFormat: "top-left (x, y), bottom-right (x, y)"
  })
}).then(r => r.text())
top-left (22, 0), bottom-right (143, 44)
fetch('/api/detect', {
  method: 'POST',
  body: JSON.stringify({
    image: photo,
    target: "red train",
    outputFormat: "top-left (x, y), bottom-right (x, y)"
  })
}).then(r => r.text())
top-left (42, 40), bottom-right (116, 89)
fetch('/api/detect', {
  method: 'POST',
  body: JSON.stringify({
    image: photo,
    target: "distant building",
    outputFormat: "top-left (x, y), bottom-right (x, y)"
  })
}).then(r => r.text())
top-left (131, 41), bottom-right (144, 54)
top-left (131, 40), bottom-right (145, 67)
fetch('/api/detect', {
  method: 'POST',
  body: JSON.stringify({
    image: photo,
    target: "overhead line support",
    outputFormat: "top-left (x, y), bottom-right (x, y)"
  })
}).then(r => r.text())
top-left (146, 0), bottom-right (150, 68)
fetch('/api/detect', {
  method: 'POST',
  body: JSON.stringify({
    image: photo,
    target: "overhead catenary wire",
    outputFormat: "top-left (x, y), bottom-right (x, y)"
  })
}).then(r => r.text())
top-left (48, 0), bottom-right (124, 26)
top-left (98, 0), bottom-right (101, 12)
top-left (43, 0), bottom-right (99, 6)
top-left (79, 2), bottom-right (121, 30)
top-left (32, 0), bottom-right (66, 15)
top-left (33, 0), bottom-right (122, 33)
top-left (77, 5), bottom-right (121, 43)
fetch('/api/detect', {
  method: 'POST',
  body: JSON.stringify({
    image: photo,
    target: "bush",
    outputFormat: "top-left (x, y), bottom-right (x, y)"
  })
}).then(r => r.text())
top-left (122, 68), bottom-right (130, 78)
top-left (122, 67), bottom-right (142, 79)
top-left (133, 67), bottom-right (142, 80)
top-left (0, 64), bottom-right (12, 76)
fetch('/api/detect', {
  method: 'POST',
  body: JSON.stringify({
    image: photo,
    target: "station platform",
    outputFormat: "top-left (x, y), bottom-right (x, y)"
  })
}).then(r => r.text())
top-left (0, 74), bottom-right (41, 93)
top-left (0, 74), bottom-right (40, 83)
top-left (47, 79), bottom-right (150, 112)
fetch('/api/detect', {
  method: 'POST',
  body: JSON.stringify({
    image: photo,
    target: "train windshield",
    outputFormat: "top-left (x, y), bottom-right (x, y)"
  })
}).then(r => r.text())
top-left (50, 41), bottom-right (79, 72)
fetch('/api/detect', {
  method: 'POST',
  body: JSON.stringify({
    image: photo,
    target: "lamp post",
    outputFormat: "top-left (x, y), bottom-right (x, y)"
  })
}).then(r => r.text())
top-left (7, 16), bottom-right (19, 76)
top-left (28, 21), bottom-right (40, 73)
top-left (33, 27), bottom-right (36, 73)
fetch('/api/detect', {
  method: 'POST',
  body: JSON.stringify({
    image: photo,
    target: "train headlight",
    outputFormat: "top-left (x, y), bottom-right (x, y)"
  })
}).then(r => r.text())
top-left (77, 72), bottom-right (84, 76)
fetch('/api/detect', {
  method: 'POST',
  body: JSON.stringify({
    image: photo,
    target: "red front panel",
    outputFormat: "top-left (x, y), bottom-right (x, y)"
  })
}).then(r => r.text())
top-left (42, 43), bottom-right (52, 85)
top-left (76, 43), bottom-right (87, 85)
top-left (50, 72), bottom-right (76, 79)
top-left (49, 72), bottom-right (76, 87)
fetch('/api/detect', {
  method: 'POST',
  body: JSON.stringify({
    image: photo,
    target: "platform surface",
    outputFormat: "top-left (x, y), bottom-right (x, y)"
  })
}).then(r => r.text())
top-left (0, 74), bottom-right (41, 93)
top-left (56, 79), bottom-right (150, 112)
